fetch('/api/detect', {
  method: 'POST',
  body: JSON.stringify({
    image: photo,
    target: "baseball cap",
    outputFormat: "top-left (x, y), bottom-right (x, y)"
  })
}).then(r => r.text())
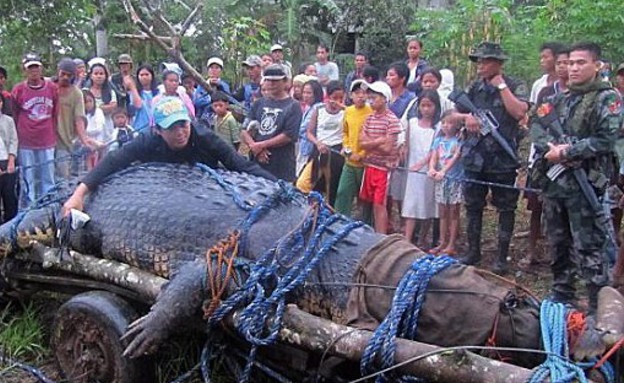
top-left (117, 54), bottom-right (133, 64)
top-left (271, 44), bottom-right (283, 52)
top-left (57, 58), bottom-right (77, 75)
top-left (22, 53), bottom-right (42, 68)
top-left (73, 58), bottom-right (85, 67)
top-left (263, 64), bottom-right (287, 80)
top-left (88, 57), bottom-right (107, 69)
top-left (350, 79), bottom-right (366, 92)
top-left (152, 96), bottom-right (191, 129)
top-left (617, 63), bottom-right (624, 75)
top-left (242, 55), bottom-right (262, 67)
top-left (469, 41), bottom-right (508, 62)
top-left (292, 74), bottom-right (311, 85)
top-left (206, 57), bottom-right (224, 68)
top-left (361, 81), bottom-right (392, 101)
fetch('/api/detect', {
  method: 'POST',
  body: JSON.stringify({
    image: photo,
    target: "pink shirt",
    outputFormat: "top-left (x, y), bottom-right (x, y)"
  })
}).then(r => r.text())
top-left (12, 80), bottom-right (58, 149)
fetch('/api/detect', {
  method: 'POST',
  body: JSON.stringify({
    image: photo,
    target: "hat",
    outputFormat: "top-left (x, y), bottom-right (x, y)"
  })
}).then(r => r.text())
top-left (361, 81), bottom-right (392, 101)
top-left (292, 74), bottom-right (311, 85)
top-left (468, 41), bottom-right (508, 62)
top-left (617, 63), bottom-right (624, 75)
top-left (57, 58), bottom-right (77, 75)
top-left (22, 53), bottom-right (42, 68)
top-left (73, 58), bottom-right (85, 67)
top-left (153, 96), bottom-right (191, 129)
top-left (206, 57), bottom-right (224, 68)
top-left (270, 44), bottom-right (283, 52)
top-left (88, 57), bottom-right (107, 69)
top-left (350, 79), bottom-right (366, 92)
top-left (117, 54), bottom-right (133, 64)
top-left (263, 64), bottom-right (287, 80)
top-left (242, 55), bottom-right (262, 67)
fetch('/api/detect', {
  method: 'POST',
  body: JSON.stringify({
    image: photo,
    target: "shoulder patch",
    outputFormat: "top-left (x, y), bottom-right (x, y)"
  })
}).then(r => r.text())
top-left (605, 92), bottom-right (622, 115)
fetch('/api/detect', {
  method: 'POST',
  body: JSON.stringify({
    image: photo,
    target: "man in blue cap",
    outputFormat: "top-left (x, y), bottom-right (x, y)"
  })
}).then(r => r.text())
top-left (62, 96), bottom-right (276, 214)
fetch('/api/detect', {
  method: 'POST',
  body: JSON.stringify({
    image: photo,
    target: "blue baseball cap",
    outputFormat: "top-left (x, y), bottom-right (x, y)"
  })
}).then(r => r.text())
top-left (153, 96), bottom-right (191, 129)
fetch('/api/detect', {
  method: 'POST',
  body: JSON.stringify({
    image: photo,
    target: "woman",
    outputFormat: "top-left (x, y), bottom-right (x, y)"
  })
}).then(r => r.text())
top-left (85, 63), bottom-right (117, 143)
top-left (406, 38), bottom-right (428, 85)
top-left (153, 69), bottom-right (195, 120)
top-left (386, 62), bottom-right (416, 230)
top-left (296, 81), bottom-right (345, 206)
top-left (419, 67), bottom-right (454, 115)
top-left (127, 64), bottom-right (159, 134)
top-left (296, 80), bottom-right (324, 175)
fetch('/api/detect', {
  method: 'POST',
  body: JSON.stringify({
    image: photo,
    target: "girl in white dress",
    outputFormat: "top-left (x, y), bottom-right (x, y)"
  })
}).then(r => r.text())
top-left (402, 90), bottom-right (441, 248)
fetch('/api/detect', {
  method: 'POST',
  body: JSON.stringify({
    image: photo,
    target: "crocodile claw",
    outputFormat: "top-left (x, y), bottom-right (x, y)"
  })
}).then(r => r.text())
top-left (122, 313), bottom-right (165, 358)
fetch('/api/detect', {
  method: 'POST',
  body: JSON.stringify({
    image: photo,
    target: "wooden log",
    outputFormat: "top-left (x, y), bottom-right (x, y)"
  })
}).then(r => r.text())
top-left (235, 304), bottom-right (538, 383)
top-left (112, 33), bottom-right (175, 42)
top-left (20, 242), bottom-right (165, 302)
top-left (597, 286), bottom-right (624, 346)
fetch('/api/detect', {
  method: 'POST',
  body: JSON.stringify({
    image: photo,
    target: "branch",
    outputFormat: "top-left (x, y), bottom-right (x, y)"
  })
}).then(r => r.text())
top-left (180, 2), bottom-right (203, 36)
top-left (113, 33), bottom-right (174, 42)
top-left (120, 0), bottom-right (172, 52)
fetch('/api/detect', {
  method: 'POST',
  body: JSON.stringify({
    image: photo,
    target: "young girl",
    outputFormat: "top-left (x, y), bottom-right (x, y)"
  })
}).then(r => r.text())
top-left (296, 80), bottom-right (345, 206)
top-left (428, 111), bottom-right (462, 256)
top-left (128, 64), bottom-right (159, 134)
top-left (82, 90), bottom-right (106, 170)
top-left (403, 90), bottom-right (440, 248)
top-left (153, 70), bottom-right (195, 120)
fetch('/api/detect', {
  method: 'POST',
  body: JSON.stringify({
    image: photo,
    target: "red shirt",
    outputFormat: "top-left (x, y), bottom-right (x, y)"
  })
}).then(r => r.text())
top-left (11, 80), bottom-right (58, 149)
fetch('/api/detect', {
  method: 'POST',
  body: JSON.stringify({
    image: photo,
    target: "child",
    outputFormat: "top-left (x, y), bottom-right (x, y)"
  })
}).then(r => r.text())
top-left (358, 81), bottom-right (401, 234)
top-left (0, 93), bottom-right (18, 222)
top-left (296, 80), bottom-right (345, 206)
top-left (211, 91), bottom-right (241, 150)
top-left (82, 90), bottom-right (105, 170)
top-left (428, 110), bottom-right (462, 256)
top-left (403, 90), bottom-right (440, 248)
top-left (109, 107), bottom-right (137, 153)
top-left (334, 79), bottom-right (373, 222)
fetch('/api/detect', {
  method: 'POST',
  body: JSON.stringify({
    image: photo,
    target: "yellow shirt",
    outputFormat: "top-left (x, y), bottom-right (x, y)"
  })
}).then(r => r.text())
top-left (342, 104), bottom-right (372, 167)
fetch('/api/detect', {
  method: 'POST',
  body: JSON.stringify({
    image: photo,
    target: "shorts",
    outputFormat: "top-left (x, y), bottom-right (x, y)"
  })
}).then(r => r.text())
top-left (359, 166), bottom-right (390, 205)
top-left (435, 178), bottom-right (463, 205)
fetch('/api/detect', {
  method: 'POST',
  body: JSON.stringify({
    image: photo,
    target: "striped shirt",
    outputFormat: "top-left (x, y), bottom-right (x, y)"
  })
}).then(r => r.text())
top-left (362, 109), bottom-right (401, 169)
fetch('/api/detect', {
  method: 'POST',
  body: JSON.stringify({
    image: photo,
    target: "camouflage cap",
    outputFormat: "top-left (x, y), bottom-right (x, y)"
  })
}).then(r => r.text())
top-left (469, 41), bottom-right (508, 62)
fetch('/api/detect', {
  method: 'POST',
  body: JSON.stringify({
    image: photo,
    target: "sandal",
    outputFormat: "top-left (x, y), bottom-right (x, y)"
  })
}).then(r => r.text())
top-left (439, 248), bottom-right (457, 256)
top-left (429, 246), bottom-right (443, 255)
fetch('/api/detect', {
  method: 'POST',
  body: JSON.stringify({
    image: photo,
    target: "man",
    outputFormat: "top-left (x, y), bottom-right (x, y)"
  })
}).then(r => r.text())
top-left (12, 53), bottom-right (59, 206)
top-left (54, 58), bottom-right (92, 180)
top-left (456, 42), bottom-right (529, 274)
top-left (530, 42), bottom-right (622, 312)
top-left (615, 63), bottom-right (624, 95)
top-left (344, 52), bottom-right (368, 104)
top-left (0, 65), bottom-right (12, 116)
top-left (240, 64), bottom-right (302, 182)
top-left (314, 44), bottom-right (339, 87)
top-left (233, 55), bottom-right (262, 112)
top-left (524, 43), bottom-right (567, 268)
top-left (270, 44), bottom-right (292, 76)
top-left (110, 54), bottom-right (135, 117)
top-left (62, 96), bottom-right (276, 215)
top-left (73, 58), bottom-right (87, 88)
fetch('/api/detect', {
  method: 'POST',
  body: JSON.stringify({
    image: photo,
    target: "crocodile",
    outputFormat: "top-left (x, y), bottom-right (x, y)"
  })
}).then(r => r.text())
top-left (0, 163), bottom-right (612, 373)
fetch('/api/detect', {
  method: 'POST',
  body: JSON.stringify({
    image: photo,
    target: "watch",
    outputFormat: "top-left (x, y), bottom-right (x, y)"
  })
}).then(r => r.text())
top-left (497, 82), bottom-right (508, 91)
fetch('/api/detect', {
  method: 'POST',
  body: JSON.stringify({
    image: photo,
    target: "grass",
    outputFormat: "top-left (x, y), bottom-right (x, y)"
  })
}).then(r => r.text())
top-left (0, 302), bottom-right (47, 361)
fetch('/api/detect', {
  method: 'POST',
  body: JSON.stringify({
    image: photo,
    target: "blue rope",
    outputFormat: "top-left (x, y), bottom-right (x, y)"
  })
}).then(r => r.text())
top-left (207, 191), bottom-right (364, 383)
top-left (527, 300), bottom-right (588, 383)
top-left (360, 254), bottom-right (457, 382)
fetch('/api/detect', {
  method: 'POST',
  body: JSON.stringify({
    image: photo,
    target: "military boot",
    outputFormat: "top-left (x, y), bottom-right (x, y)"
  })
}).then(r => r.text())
top-left (492, 211), bottom-right (515, 274)
top-left (459, 210), bottom-right (482, 265)
top-left (586, 283), bottom-right (604, 315)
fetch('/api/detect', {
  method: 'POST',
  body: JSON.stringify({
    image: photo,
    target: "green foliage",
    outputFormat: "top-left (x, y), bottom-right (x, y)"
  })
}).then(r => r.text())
top-left (412, 0), bottom-right (624, 87)
top-left (0, 302), bottom-right (46, 361)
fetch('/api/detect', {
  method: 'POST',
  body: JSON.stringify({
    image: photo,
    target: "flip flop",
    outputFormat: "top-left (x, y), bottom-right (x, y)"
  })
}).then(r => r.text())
top-left (429, 246), bottom-right (443, 255)
top-left (440, 249), bottom-right (457, 256)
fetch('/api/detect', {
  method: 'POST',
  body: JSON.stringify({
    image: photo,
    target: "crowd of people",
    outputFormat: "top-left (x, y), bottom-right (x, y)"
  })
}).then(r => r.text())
top-left (1, 37), bottom-right (623, 312)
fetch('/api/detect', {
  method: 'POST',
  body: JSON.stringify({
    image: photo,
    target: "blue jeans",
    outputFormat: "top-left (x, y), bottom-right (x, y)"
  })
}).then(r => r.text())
top-left (19, 148), bottom-right (55, 207)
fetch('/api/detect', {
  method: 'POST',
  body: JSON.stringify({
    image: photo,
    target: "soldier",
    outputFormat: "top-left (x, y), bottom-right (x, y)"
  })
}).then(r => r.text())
top-left (456, 42), bottom-right (529, 274)
top-left (530, 42), bottom-right (622, 312)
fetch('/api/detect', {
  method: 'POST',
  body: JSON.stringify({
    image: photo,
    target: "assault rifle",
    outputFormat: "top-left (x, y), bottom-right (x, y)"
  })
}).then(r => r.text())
top-left (535, 105), bottom-right (602, 211)
top-left (448, 89), bottom-right (520, 164)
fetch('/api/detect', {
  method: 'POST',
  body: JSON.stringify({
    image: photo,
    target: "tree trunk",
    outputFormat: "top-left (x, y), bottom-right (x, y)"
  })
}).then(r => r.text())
top-left (94, 0), bottom-right (108, 57)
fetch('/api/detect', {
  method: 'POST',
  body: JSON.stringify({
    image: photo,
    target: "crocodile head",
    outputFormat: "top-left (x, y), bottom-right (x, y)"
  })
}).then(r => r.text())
top-left (0, 203), bottom-right (60, 258)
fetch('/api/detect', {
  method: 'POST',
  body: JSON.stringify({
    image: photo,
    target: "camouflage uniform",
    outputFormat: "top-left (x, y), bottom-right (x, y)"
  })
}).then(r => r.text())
top-left (530, 79), bottom-right (623, 310)
top-left (458, 43), bottom-right (528, 273)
